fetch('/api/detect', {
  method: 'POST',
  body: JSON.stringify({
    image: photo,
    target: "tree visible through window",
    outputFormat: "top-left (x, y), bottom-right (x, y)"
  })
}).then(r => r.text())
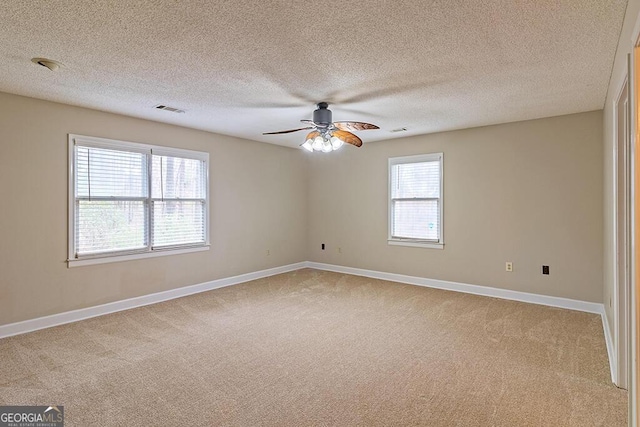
top-left (69, 135), bottom-right (209, 264)
top-left (388, 153), bottom-right (443, 247)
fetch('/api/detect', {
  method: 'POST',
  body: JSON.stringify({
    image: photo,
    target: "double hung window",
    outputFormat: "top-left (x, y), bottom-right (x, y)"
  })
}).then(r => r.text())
top-left (388, 153), bottom-right (443, 248)
top-left (68, 135), bottom-right (209, 266)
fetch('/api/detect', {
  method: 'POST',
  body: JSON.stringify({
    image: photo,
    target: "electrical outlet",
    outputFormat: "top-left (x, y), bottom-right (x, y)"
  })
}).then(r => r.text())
top-left (266, 249), bottom-right (270, 256)
top-left (542, 265), bottom-right (549, 275)
top-left (505, 262), bottom-right (513, 272)
top-left (321, 243), bottom-right (325, 250)
top-left (338, 247), bottom-right (342, 254)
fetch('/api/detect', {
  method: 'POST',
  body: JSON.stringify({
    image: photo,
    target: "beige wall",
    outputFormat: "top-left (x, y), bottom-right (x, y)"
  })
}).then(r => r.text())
top-left (0, 92), bottom-right (607, 327)
top-left (603, 0), bottom-right (640, 347)
top-left (0, 92), bottom-right (308, 325)
top-left (308, 111), bottom-right (604, 303)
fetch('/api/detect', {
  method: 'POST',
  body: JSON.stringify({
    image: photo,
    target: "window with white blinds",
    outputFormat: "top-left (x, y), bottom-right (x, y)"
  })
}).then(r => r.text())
top-left (68, 135), bottom-right (209, 266)
top-left (388, 153), bottom-right (443, 248)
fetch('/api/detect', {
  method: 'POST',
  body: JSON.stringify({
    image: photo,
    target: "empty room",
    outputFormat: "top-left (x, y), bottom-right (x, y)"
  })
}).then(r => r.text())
top-left (0, 1), bottom-right (639, 426)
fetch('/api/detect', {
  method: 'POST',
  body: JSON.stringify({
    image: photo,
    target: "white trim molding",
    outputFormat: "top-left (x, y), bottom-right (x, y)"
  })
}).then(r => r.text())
top-left (307, 262), bottom-right (603, 313)
top-left (611, 71), bottom-right (631, 390)
top-left (602, 308), bottom-right (618, 385)
top-left (0, 262), bottom-right (307, 339)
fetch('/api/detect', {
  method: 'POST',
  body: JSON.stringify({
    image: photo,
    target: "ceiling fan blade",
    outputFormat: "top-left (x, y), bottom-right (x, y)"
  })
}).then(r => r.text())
top-left (333, 130), bottom-right (363, 147)
top-left (333, 121), bottom-right (380, 131)
top-left (305, 131), bottom-right (320, 140)
top-left (300, 119), bottom-right (318, 126)
top-left (263, 126), bottom-right (313, 135)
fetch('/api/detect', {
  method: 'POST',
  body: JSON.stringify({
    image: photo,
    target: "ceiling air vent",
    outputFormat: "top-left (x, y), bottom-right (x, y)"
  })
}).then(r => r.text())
top-left (31, 57), bottom-right (62, 71)
top-left (390, 127), bottom-right (408, 133)
top-left (155, 104), bottom-right (185, 114)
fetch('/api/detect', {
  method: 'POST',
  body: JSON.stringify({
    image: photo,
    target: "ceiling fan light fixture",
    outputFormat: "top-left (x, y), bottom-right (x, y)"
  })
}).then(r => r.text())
top-left (301, 139), bottom-right (314, 152)
top-left (330, 136), bottom-right (344, 150)
top-left (312, 136), bottom-right (324, 151)
top-left (263, 102), bottom-right (377, 152)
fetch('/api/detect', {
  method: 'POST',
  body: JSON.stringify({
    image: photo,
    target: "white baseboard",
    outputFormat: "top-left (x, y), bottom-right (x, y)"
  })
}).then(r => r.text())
top-left (600, 307), bottom-right (617, 384)
top-left (307, 261), bottom-right (616, 383)
top-left (307, 262), bottom-right (604, 313)
top-left (0, 260), bottom-right (616, 384)
top-left (0, 262), bottom-right (307, 339)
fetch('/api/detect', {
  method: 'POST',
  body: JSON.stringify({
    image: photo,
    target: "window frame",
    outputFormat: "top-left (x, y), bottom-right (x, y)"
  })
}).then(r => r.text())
top-left (388, 153), bottom-right (444, 249)
top-left (68, 134), bottom-right (210, 267)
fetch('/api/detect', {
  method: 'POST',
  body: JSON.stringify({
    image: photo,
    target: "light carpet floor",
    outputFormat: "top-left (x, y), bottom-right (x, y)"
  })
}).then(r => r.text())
top-left (0, 268), bottom-right (628, 426)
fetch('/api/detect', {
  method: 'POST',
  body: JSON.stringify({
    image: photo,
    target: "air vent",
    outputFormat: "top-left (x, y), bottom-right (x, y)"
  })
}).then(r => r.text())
top-left (31, 57), bottom-right (62, 71)
top-left (390, 127), bottom-right (408, 133)
top-left (155, 104), bottom-right (185, 114)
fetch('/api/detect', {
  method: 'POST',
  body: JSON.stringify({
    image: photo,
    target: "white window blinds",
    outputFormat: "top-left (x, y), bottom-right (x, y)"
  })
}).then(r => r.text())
top-left (70, 135), bottom-right (209, 262)
top-left (151, 155), bottom-right (206, 248)
top-left (389, 153), bottom-right (443, 244)
top-left (75, 146), bottom-right (148, 255)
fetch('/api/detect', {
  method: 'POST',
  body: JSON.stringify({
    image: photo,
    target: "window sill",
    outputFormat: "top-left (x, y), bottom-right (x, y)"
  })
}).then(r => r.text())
top-left (67, 245), bottom-right (210, 268)
top-left (388, 239), bottom-right (444, 249)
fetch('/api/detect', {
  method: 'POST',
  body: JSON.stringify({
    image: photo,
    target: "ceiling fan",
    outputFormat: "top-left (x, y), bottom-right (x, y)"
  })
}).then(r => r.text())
top-left (263, 102), bottom-right (379, 152)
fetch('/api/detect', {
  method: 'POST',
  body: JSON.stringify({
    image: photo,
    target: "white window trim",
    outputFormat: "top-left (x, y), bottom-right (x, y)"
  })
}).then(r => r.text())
top-left (388, 153), bottom-right (444, 249)
top-left (68, 134), bottom-right (210, 267)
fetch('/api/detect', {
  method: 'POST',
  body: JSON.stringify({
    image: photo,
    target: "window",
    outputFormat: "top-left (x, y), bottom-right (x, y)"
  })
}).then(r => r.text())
top-left (68, 134), bottom-right (209, 266)
top-left (388, 153), bottom-right (443, 248)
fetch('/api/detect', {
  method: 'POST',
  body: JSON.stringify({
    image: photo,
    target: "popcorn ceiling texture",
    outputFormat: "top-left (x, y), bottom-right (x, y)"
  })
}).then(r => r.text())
top-left (0, 0), bottom-right (628, 147)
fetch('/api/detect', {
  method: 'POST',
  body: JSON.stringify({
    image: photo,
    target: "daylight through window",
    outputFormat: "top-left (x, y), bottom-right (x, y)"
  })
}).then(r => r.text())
top-left (388, 153), bottom-right (443, 248)
top-left (69, 135), bottom-right (209, 265)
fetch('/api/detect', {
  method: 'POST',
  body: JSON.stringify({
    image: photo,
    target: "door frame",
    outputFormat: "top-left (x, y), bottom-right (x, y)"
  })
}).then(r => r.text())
top-left (630, 42), bottom-right (639, 427)
top-left (613, 72), bottom-right (631, 390)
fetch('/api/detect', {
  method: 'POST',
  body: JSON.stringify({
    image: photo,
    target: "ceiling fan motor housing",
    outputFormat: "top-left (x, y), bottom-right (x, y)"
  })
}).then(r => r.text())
top-left (313, 102), bottom-right (332, 125)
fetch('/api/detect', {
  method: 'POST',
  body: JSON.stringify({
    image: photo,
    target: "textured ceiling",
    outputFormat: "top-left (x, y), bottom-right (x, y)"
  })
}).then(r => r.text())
top-left (0, 0), bottom-right (628, 148)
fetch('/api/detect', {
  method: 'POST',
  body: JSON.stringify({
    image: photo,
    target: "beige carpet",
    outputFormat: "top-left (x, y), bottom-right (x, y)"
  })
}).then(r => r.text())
top-left (0, 268), bottom-right (628, 426)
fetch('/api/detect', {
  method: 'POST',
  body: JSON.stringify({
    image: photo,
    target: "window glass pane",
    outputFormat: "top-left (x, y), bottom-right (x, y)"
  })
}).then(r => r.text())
top-left (76, 146), bottom-right (147, 197)
top-left (152, 201), bottom-right (205, 247)
top-left (152, 155), bottom-right (205, 199)
top-left (392, 200), bottom-right (439, 240)
top-left (76, 200), bottom-right (147, 255)
top-left (391, 161), bottom-right (440, 199)
top-left (71, 137), bottom-right (209, 262)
